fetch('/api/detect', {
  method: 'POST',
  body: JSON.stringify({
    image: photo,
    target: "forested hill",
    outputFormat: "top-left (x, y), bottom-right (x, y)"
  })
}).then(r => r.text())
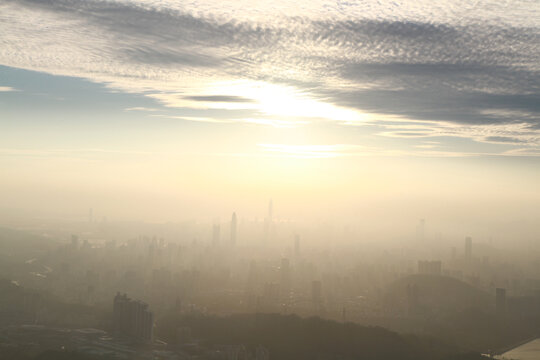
top-left (157, 313), bottom-right (487, 360)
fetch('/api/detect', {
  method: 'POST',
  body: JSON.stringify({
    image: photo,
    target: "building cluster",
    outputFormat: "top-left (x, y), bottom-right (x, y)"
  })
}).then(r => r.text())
top-left (16, 210), bottom-right (540, 336)
top-left (417, 260), bottom-right (442, 275)
top-left (113, 293), bottom-right (154, 344)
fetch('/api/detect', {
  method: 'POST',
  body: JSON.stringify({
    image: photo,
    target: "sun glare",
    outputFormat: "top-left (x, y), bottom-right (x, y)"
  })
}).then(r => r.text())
top-left (206, 81), bottom-right (367, 124)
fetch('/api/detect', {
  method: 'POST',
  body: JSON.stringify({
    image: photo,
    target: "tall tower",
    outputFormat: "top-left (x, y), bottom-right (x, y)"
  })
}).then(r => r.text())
top-left (230, 212), bottom-right (237, 246)
top-left (268, 199), bottom-right (273, 221)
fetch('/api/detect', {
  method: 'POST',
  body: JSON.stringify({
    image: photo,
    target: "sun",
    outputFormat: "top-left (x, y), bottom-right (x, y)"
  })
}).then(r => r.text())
top-left (199, 80), bottom-right (367, 124)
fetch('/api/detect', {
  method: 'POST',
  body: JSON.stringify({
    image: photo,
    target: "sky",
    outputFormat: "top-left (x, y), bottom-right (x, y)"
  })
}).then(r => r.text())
top-left (0, 0), bottom-right (539, 231)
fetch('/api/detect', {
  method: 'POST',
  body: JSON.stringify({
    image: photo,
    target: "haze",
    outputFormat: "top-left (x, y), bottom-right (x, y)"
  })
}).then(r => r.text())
top-left (0, 0), bottom-right (539, 359)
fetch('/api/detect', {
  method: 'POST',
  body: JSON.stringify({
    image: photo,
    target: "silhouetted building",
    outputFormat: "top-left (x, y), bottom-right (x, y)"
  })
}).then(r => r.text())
top-left (263, 200), bottom-right (274, 245)
top-left (280, 258), bottom-right (291, 299)
top-left (23, 292), bottom-right (41, 324)
top-left (212, 224), bottom-right (220, 246)
top-left (465, 236), bottom-right (472, 259)
top-left (312, 280), bottom-right (322, 304)
top-left (294, 235), bottom-right (300, 257)
top-left (230, 212), bottom-right (237, 246)
top-left (71, 234), bottom-right (79, 249)
top-left (263, 282), bottom-right (279, 302)
top-left (418, 260), bottom-right (442, 275)
top-left (416, 219), bottom-right (425, 241)
top-left (496, 288), bottom-right (506, 316)
top-left (407, 284), bottom-right (420, 316)
top-left (113, 293), bottom-right (154, 343)
top-left (176, 326), bottom-right (192, 344)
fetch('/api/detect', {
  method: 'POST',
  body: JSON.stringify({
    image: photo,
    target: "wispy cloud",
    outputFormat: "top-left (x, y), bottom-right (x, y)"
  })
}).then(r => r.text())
top-left (0, 86), bottom-right (19, 92)
top-left (0, 147), bottom-right (156, 160)
top-left (257, 144), bottom-right (368, 158)
top-left (124, 107), bottom-right (160, 112)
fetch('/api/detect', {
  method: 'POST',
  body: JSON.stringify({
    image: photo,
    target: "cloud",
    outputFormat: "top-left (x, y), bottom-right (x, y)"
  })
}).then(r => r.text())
top-left (0, 86), bottom-right (19, 92)
top-left (0, 0), bottom-right (538, 154)
top-left (255, 143), bottom-right (492, 158)
top-left (0, 147), bottom-right (156, 160)
top-left (257, 144), bottom-right (367, 158)
top-left (183, 95), bottom-right (254, 103)
top-left (484, 136), bottom-right (528, 144)
top-left (125, 107), bottom-right (160, 112)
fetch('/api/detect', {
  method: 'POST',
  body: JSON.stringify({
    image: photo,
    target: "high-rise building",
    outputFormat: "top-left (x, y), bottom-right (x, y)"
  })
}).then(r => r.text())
top-left (230, 212), bottom-right (237, 246)
top-left (418, 260), bottom-right (442, 275)
top-left (71, 234), bottom-right (79, 249)
top-left (212, 224), bottom-right (220, 246)
top-left (312, 280), bottom-right (322, 304)
top-left (294, 235), bottom-right (300, 257)
top-left (280, 258), bottom-right (291, 299)
top-left (268, 199), bottom-right (273, 220)
top-left (496, 288), bottom-right (506, 316)
top-left (407, 284), bottom-right (420, 316)
top-left (465, 236), bottom-right (472, 259)
top-left (113, 293), bottom-right (154, 343)
top-left (416, 219), bottom-right (425, 241)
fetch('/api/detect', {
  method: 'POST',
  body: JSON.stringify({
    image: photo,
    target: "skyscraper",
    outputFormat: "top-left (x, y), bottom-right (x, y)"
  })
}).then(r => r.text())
top-left (230, 212), bottom-right (237, 246)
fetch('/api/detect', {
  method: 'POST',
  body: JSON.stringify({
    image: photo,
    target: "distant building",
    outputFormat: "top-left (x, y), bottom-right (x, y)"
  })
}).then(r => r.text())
top-left (176, 326), bottom-right (192, 344)
top-left (113, 293), bottom-right (154, 343)
top-left (263, 200), bottom-right (274, 245)
top-left (23, 292), bottom-right (41, 324)
top-left (280, 258), bottom-right (291, 299)
top-left (255, 346), bottom-right (270, 360)
top-left (465, 236), bottom-right (472, 259)
top-left (418, 260), bottom-right (442, 275)
top-left (231, 212), bottom-right (237, 246)
top-left (71, 235), bottom-right (79, 249)
top-left (312, 280), bottom-right (322, 304)
top-left (213, 224), bottom-right (220, 246)
top-left (416, 219), bottom-right (425, 241)
top-left (496, 288), bottom-right (506, 316)
top-left (263, 282), bottom-right (280, 303)
top-left (406, 284), bottom-right (420, 316)
top-left (294, 235), bottom-right (300, 257)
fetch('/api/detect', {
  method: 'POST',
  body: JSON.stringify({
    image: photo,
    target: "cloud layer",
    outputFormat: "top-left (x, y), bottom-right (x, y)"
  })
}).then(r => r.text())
top-left (1, 0), bottom-right (538, 154)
